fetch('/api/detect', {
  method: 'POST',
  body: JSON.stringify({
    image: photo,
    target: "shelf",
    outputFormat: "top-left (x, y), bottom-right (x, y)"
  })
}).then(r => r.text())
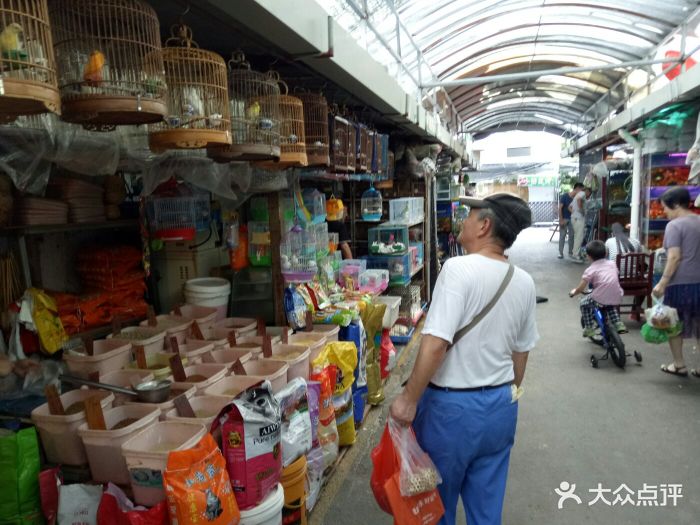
top-left (410, 263), bottom-right (424, 278)
top-left (0, 219), bottom-right (139, 237)
top-left (384, 219), bottom-right (424, 228)
top-left (649, 185), bottom-right (700, 199)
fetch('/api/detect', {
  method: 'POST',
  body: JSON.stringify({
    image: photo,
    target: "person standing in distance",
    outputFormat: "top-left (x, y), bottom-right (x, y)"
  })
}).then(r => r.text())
top-left (569, 183), bottom-right (587, 263)
top-left (558, 182), bottom-right (584, 259)
top-left (390, 193), bottom-right (539, 525)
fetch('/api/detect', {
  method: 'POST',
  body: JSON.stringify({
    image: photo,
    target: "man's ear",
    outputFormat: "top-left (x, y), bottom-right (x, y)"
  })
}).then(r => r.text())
top-left (477, 215), bottom-right (492, 238)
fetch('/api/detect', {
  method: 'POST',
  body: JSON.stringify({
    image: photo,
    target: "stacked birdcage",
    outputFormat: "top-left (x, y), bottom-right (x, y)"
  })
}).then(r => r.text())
top-left (50, 0), bottom-right (166, 128)
top-left (302, 188), bottom-right (326, 225)
top-left (330, 113), bottom-right (349, 172)
top-left (276, 80), bottom-right (307, 167)
top-left (148, 24), bottom-right (230, 152)
top-left (371, 131), bottom-right (383, 173)
top-left (0, 0), bottom-right (60, 121)
top-left (356, 123), bottom-right (370, 172)
top-left (209, 51), bottom-right (280, 162)
top-left (346, 117), bottom-right (356, 173)
top-left (280, 224), bottom-right (317, 282)
top-left (297, 91), bottom-right (329, 166)
top-left (248, 221), bottom-right (271, 266)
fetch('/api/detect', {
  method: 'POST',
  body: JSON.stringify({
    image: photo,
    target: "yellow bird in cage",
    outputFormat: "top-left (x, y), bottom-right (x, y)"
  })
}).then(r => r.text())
top-left (246, 101), bottom-right (261, 120)
top-left (83, 50), bottom-right (105, 87)
top-left (0, 23), bottom-right (24, 57)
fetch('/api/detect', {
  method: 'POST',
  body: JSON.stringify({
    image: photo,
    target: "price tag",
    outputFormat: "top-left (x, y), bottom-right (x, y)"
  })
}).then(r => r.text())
top-left (232, 358), bottom-right (247, 375)
top-left (84, 338), bottom-right (94, 356)
top-left (84, 395), bottom-right (107, 430)
top-left (304, 311), bottom-right (313, 332)
top-left (44, 384), bottom-right (65, 415)
top-left (170, 336), bottom-right (181, 355)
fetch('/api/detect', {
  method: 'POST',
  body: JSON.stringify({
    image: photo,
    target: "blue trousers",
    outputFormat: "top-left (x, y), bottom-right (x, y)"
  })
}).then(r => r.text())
top-left (413, 385), bottom-right (518, 525)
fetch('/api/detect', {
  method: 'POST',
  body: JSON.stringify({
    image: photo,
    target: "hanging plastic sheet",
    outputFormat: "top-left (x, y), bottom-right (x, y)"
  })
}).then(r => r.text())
top-left (50, 119), bottom-right (120, 176)
top-left (0, 115), bottom-right (54, 195)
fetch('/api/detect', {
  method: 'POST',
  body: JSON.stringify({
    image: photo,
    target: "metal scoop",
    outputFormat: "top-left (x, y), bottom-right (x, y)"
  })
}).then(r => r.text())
top-left (59, 374), bottom-right (172, 403)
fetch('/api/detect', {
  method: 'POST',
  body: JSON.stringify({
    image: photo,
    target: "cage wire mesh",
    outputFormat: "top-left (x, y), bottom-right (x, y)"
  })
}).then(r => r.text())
top-left (148, 23), bottom-right (230, 152)
top-left (50, 0), bottom-right (166, 128)
top-left (0, 0), bottom-right (60, 121)
top-left (330, 113), bottom-right (349, 172)
top-left (356, 122), bottom-right (370, 172)
top-left (297, 91), bottom-right (329, 167)
top-left (346, 116), bottom-right (356, 173)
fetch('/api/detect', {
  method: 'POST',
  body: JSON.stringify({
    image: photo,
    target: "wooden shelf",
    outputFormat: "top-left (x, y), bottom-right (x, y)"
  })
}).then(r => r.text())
top-left (0, 219), bottom-right (139, 237)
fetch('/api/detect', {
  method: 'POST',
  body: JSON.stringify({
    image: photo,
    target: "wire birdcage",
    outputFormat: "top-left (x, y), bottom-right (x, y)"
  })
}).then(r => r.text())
top-left (50, 0), bottom-right (166, 129)
top-left (346, 117), bottom-right (356, 174)
top-left (356, 123), bottom-right (370, 173)
top-left (371, 131), bottom-right (383, 173)
top-left (0, 0), bottom-right (60, 121)
top-left (277, 78), bottom-right (307, 167)
top-left (148, 24), bottom-right (230, 152)
top-left (280, 224), bottom-right (317, 283)
top-left (330, 113), bottom-right (349, 172)
top-left (209, 51), bottom-right (280, 162)
top-left (297, 91), bottom-right (329, 167)
top-left (146, 192), bottom-right (210, 241)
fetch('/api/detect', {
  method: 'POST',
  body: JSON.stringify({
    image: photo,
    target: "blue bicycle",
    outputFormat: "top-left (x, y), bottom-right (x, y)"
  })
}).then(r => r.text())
top-left (572, 292), bottom-right (642, 369)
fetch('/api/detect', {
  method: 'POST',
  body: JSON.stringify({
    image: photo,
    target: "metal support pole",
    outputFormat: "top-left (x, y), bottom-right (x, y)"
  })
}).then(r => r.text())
top-left (618, 129), bottom-right (641, 242)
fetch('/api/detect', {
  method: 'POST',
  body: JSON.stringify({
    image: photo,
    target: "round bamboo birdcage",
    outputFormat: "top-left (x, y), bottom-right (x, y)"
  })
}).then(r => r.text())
top-left (330, 106), bottom-right (350, 172)
top-left (0, 0), bottom-right (60, 122)
top-left (297, 91), bottom-right (329, 167)
top-left (258, 75), bottom-right (306, 168)
top-left (148, 24), bottom-right (230, 152)
top-left (209, 52), bottom-right (280, 162)
top-left (346, 117), bottom-right (356, 174)
top-left (50, 0), bottom-right (166, 129)
top-left (356, 123), bottom-right (370, 173)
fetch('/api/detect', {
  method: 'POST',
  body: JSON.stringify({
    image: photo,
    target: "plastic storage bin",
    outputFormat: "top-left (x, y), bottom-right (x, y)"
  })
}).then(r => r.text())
top-left (368, 225), bottom-right (409, 255)
top-left (184, 278), bottom-right (231, 320)
top-left (101, 369), bottom-right (155, 406)
top-left (63, 339), bottom-right (132, 379)
top-left (359, 269), bottom-right (389, 294)
top-left (238, 483), bottom-right (284, 525)
top-left (139, 315), bottom-right (191, 349)
top-left (249, 221), bottom-right (272, 266)
top-left (121, 421), bottom-right (207, 506)
top-left (215, 317), bottom-right (257, 337)
top-left (367, 253), bottom-right (412, 285)
top-left (78, 404), bottom-right (160, 484)
top-left (312, 324), bottom-right (340, 342)
top-left (243, 359), bottom-right (289, 393)
top-left (171, 304), bottom-right (218, 328)
top-left (202, 347), bottom-right (253, 373)
top-left (167, 364), bottom-right (228, 393)
top-left (169, 339), bottom-right (215, 364)
top-left (126, 352), bottom-right (175, 381)
top-left (203, 375), bottom-right (263, 398)
top-left (31, 390), bottom-right (115, 465)
top-left (267, 343), bottom-right (311, 381)
top-left (410, 242), bottom-right (424, 267)
top-left (338, 259), bottom-right (367, 289)
top-left (389, 197), bottom-right (424, 224)
top-left (164, 395), bottom-right (232, 426)
top-left (108, 327), bottom-right (166, 356)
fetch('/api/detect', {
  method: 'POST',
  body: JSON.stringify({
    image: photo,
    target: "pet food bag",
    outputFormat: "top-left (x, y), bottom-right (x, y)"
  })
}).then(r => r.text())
top-left (163, 433), bottom-right (239, 525)
top-left (57, 483), bottom-right (103, 525)
top-left (312, 342), bottom-right (358, 446)
top-left (305, 447), bottom-right (325, 513)
top-left (309, 367), bottom-right (339, 470)
top-left (0, 427), bottom-right (42, 524)
top-left (306, 381), bottom-right (321, 448)
top-left (274, 378), bottom-right (312, 468)
top-left (211, 381), bottom-right (282, 511)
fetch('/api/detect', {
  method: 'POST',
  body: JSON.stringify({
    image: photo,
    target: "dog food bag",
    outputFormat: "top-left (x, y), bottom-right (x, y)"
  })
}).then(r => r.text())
top-left (309, 367), bottom-right (339, 470)
top-left (305, 446), bottom-right (325, 512)
top-left (274, 378), bottom-right (312, 468)
top-left (163, 433), bottom-right (239, 525)
top-left (307, 381), bottom-right (321, 448)
top-left (211, 381), bottom-right (282, 511)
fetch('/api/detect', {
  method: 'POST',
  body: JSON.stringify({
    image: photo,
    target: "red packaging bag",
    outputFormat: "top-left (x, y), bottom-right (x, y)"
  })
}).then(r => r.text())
top-left (96, 483), bottom-right (168, 525)
top-left (384, 472), bottom-right (444, 525)
top-left (370, 424), bottom-right (395, 514)
top-left (163, 433), bottom-right (240, 525)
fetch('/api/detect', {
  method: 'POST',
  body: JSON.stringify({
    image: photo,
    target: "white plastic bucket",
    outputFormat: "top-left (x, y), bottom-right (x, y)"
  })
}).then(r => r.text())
top-left (31, 389), bottom-right (114, 465)
top-left (203, 375), bottom-right (264, 398)
top-left (268, 344), bottom-right (310, 382)
top-left (63, 339), bottom-right (132, 378)
top-left (239, 483), bottom-right (285, 525)
top-left (121, 421), bottom-right (207, 507)
top-left (184, 278), bottom-right (231, 320)
top-left (78, 404), bottom-right (160, 484)
top-left (164, 395), bottom-right (231, 427)
top-left (243, 359), bottom-right (289, 394)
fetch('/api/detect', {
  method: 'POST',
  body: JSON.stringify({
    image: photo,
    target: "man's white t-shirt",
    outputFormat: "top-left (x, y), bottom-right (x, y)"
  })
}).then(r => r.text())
top-left (422, 255), bottom-right (539, 388)
top-left (570, 191), bottom-right (585, 220)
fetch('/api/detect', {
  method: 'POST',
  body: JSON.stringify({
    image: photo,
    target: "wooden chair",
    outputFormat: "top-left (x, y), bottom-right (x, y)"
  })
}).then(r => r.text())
top-left (616, 252), bottom-right (655, 320)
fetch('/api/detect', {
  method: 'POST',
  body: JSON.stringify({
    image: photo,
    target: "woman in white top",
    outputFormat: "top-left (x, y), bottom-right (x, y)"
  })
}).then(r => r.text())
top-left (605, 222), bottom-right (643, 265)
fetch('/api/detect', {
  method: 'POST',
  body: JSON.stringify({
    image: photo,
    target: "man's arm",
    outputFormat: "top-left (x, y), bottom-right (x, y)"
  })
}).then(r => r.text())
top-left (339, 241), bottom-right (352, 260)
top-left (558, 200), bottom-right (565, 224)
top-left (512, 351), bottom-right (529, 387)
top-left (389, 334), bottom-right (449, 426)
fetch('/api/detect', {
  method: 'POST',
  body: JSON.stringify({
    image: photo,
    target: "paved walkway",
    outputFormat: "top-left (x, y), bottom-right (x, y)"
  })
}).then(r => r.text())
top-left (310, 227), bottom-right (700, 525)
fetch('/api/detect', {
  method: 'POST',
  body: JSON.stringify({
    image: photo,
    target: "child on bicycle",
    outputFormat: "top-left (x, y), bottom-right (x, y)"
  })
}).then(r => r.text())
top-left (569, 240), bottom-right (627, 337)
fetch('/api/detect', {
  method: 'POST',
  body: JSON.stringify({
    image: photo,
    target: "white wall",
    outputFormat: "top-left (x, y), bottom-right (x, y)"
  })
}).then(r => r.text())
top-left (473, 130), bottom-right (564, 166)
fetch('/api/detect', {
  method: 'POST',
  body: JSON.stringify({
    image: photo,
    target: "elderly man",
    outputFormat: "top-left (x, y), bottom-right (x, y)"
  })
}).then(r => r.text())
top-left (390, 193), bottom-right (539, 525)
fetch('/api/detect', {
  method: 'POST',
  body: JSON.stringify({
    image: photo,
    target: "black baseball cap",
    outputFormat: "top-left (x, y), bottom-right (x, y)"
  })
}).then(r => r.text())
top-left (459, 193), bottom-right (532, 240)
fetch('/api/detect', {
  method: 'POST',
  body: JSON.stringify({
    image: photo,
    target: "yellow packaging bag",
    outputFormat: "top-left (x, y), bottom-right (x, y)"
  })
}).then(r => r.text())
top-left (311, 342), bottom-right (358, 446)
top-left (29, 288), bottom-right (67, 355)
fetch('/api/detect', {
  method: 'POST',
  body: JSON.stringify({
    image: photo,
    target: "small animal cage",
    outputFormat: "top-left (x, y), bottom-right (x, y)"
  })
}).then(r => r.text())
top-left (330, 114), bottom-right (349, 172)
top-left (209, 51), bottom-right (280, 162)
top-left (248, 221), bottom-right (271, 267)
top-left (346, 117), bottom-right (356, 173)
top-left (302, 188), bottom-right (326, 225)
top-left (356, 123), bottom-right (370, 172)
top-left (146, 192), bottom-right (210, 241)
top-left (361, 184), bottom-right (383, 222)
top-left (280, 224), bottom-right (317, 283)
top-left (297, 91), bottom-right (329, 166)
top-left (0, 0), bottom-right (60, 121)
top-left (50, 0), bottom-right (166, 128)
top-left (148, 24), bottom-right (230, 152)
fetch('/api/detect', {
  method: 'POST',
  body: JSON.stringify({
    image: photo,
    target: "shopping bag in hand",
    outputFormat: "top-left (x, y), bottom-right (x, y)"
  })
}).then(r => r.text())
top-left (645, 298), bottom-right (679, 330)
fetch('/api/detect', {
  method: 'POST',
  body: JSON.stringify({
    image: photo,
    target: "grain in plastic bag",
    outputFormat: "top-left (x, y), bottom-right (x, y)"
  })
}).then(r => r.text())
top-left (388, 417), bottom-right (442, 497)
top-left (645, 299), bottom-right (679, 330)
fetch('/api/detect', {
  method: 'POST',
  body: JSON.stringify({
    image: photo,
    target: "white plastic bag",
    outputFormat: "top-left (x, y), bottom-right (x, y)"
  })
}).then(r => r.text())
top-left (645, 297), bottom-right (679, 330)
top-left (274, 377), bottom-right (312, 468)
top-left (388, 417), bottom-right (442, 497)
top-left (57, 483), bottom-right (102, 525)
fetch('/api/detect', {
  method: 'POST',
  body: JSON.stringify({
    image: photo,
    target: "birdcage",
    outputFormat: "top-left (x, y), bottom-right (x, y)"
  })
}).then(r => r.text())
top-left (0, 0), bottom-right (60, 121)
top-left (371, 131), bottom-right (383, 173)
top-left (308, 221), bottom-right (329, 257)
top-left (276, 80), bottom-right (307, 167)
top-left (356, 123), bottom-right (370, 172)
top-left (346, 117), bottom-right (356, 174)
top-left (208, 51), bottom-right (280, 162)
top-left (361, 183), bottom-right (382, 221)
top-left (280, 224), bottom-right (317, 283)
top-left (248, 221), bottom-right (271, 266)
top-left (302, 188), bottom-right (326, 225)
top-left (330, 114), bottom-right (349, 172)
top-left (297, 91), bottom-right (329, 167)
top-left (50, 0), bottom-right (165, 128)
top-left (148, 24), bottom-right (230, 152)
top-left (146, 192), bottom-right (210, 241)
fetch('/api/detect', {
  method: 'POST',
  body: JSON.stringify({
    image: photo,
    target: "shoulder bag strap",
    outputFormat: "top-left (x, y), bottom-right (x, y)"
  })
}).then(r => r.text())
top-left (448, 263), bottom-right (515, 349)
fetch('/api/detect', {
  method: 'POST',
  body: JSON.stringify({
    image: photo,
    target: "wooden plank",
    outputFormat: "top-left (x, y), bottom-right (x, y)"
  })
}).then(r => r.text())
top-left (44, 384), bottom-right (64, 415)
top-left (84, 395), bottom-right (107, 430)
top-left (268, 192), bottom-right (286, 326)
